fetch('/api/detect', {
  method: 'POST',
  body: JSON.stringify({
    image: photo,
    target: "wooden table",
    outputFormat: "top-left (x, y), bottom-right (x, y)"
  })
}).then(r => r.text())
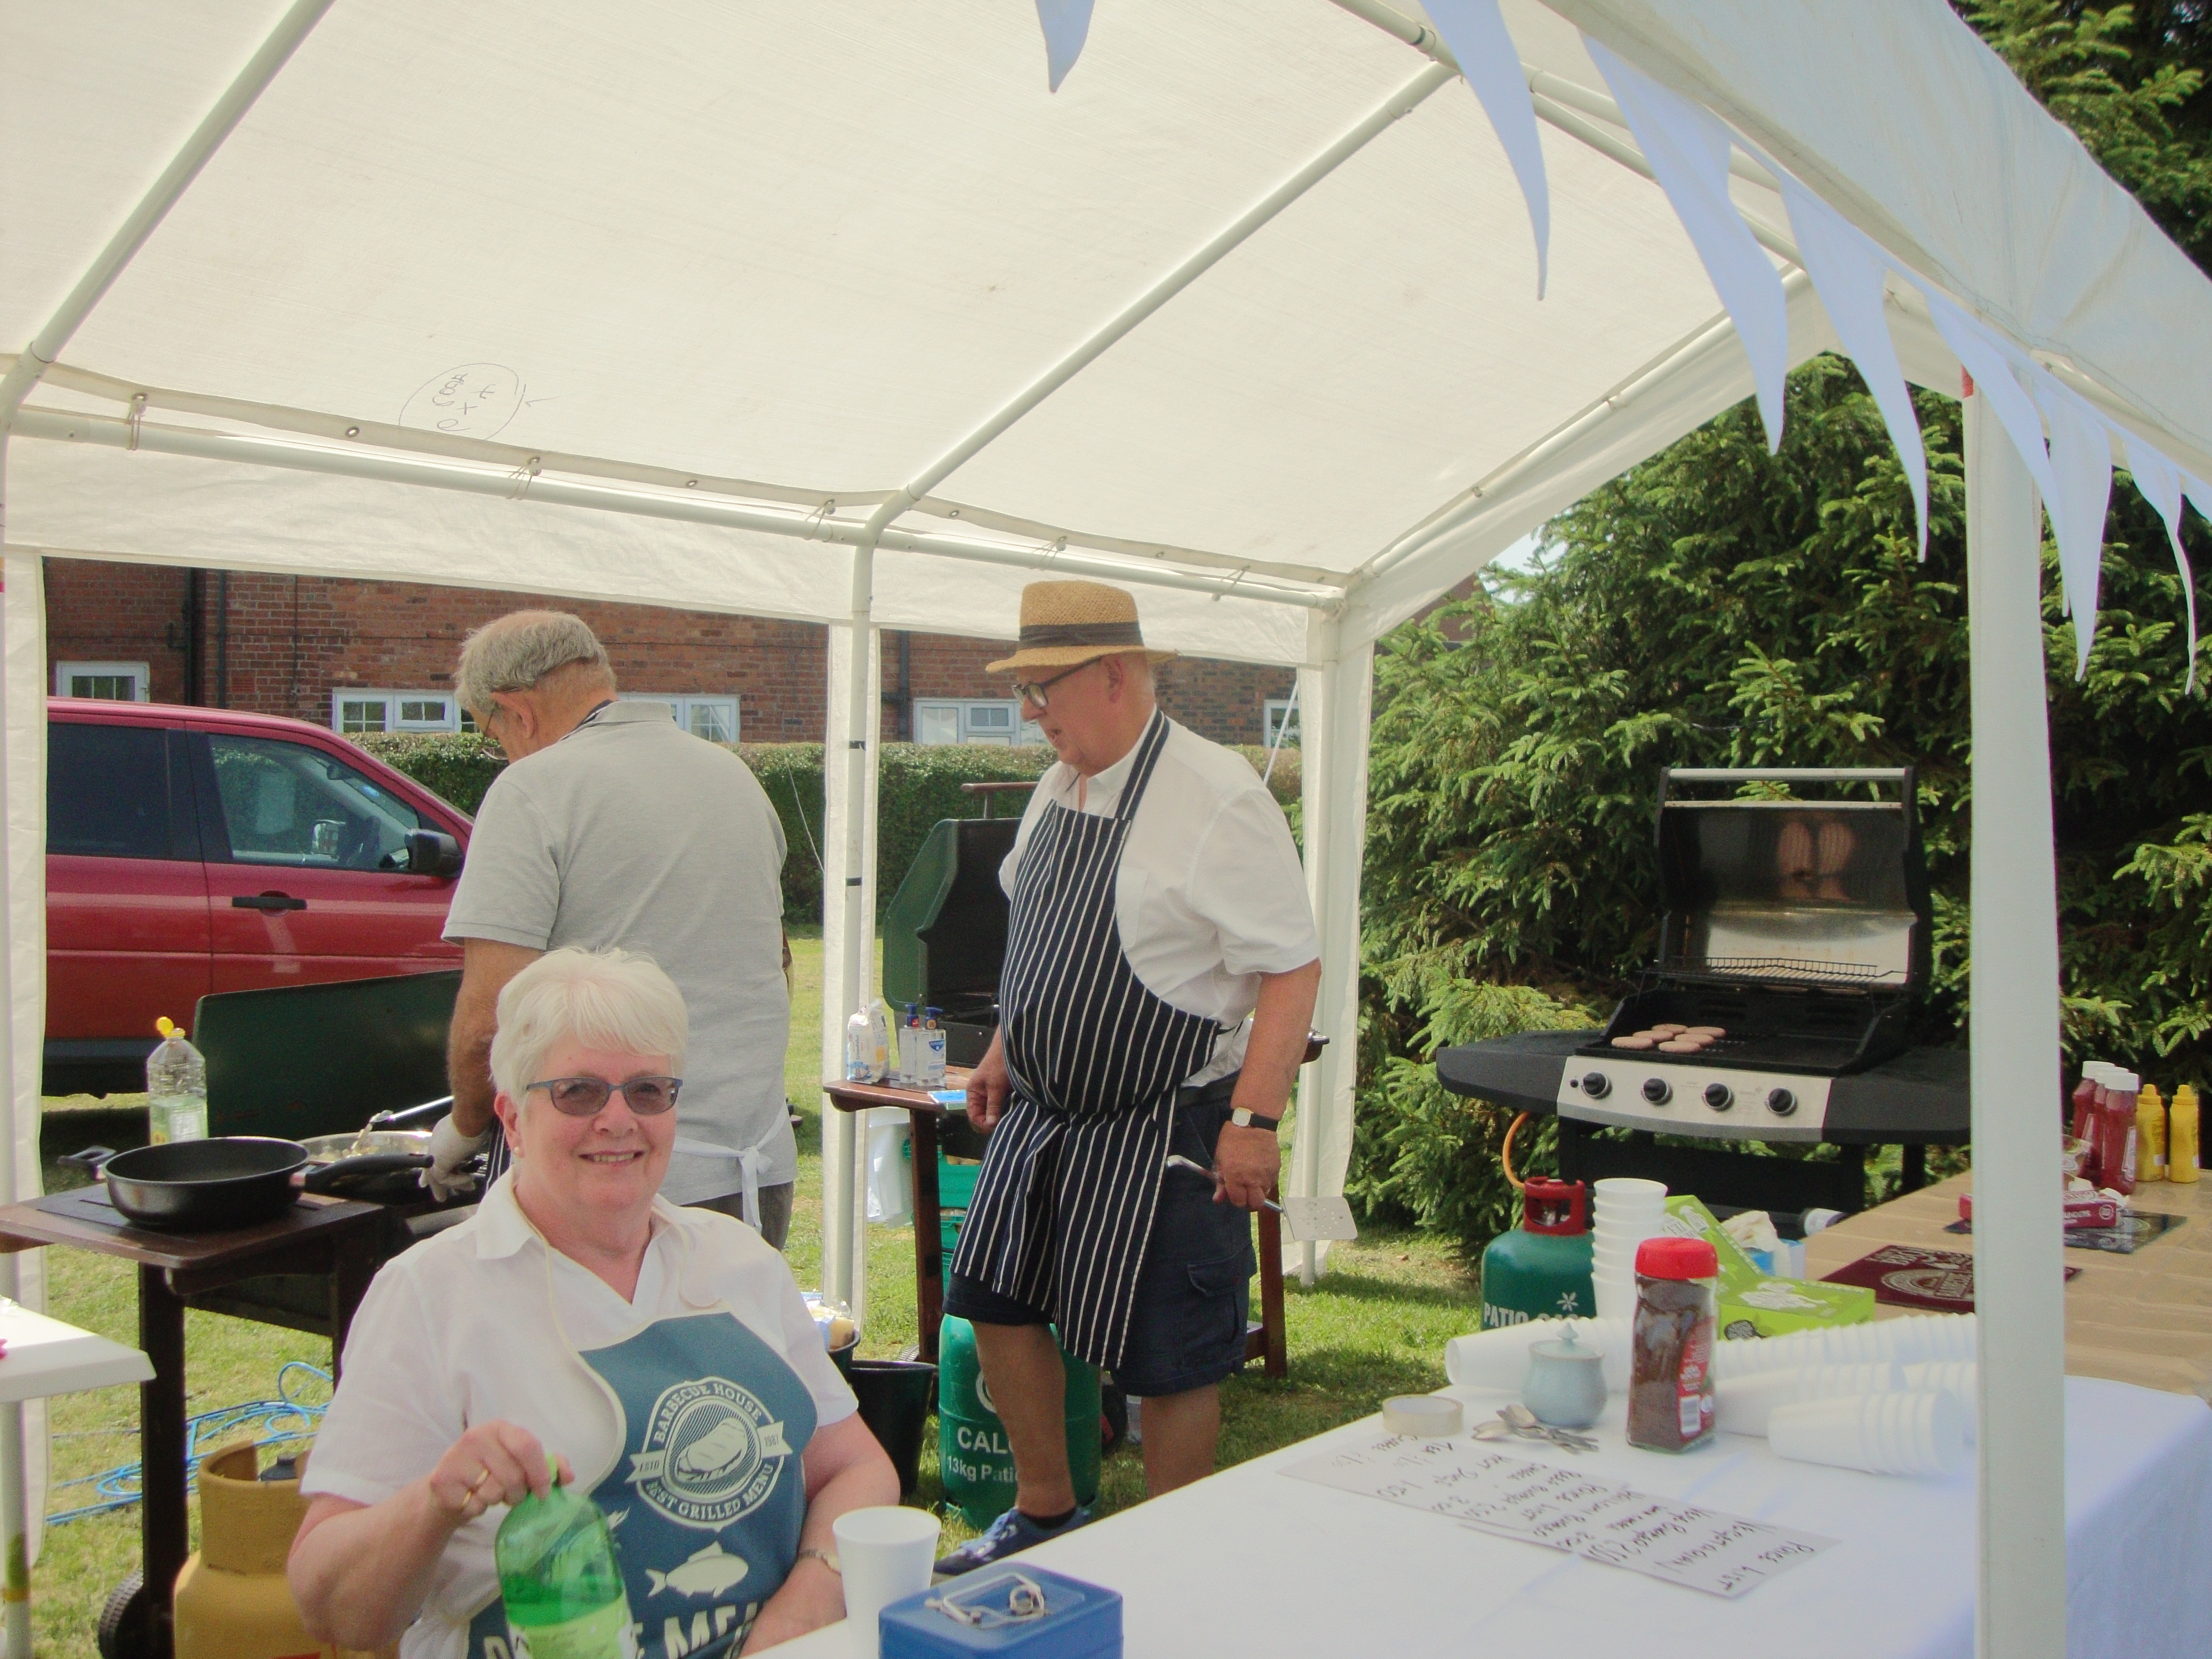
top-left (823, 1072), bottom-right (1289, 1379)
top-left (0, 1188), bottom-right (389, 1659)
top-left (1805, 1170), bottom-right (2212, 1399)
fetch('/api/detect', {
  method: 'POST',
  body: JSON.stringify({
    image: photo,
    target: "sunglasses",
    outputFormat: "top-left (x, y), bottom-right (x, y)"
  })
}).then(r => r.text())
top-left (1012, 660), bottom-right (1095, 711)
top-left (528, 1075), bottom-right (682, 1117)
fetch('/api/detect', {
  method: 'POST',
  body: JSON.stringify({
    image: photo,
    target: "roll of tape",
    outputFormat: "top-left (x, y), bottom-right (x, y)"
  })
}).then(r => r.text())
top-left (1381, 1394), bottom-right (1464, 1437)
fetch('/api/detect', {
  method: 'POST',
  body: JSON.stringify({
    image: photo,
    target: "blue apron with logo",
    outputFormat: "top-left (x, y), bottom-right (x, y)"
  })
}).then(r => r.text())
top-left (466, 1310), bottom-right (818, 1659)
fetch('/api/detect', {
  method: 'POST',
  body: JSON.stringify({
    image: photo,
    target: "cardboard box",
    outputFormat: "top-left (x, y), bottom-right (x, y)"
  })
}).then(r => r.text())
top-left (1658, 1194), bottom-right (1876, 1338)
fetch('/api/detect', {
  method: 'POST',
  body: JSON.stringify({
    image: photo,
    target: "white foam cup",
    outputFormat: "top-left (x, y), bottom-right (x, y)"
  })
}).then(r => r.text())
top-left (1767, 1394), bottom-right (1879, 1472)
top-left (834, 1505), bottom-right (943, 1653)
top-left (1444, 1319), bottom-right (1631, 1393)
top-left (1593, 1177), bottom-right (1668, 1202)
top-left (1770, 1392), bottom-right (1963, 1477)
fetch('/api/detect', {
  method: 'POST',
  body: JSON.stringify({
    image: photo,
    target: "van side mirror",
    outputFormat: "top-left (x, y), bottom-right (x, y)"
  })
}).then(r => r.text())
top-left (404, 830), bottom-right (466, 878)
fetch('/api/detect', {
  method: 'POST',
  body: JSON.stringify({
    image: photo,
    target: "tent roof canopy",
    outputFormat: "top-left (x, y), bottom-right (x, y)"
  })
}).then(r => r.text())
top-left (4, 0), bottom-right (2209, 666)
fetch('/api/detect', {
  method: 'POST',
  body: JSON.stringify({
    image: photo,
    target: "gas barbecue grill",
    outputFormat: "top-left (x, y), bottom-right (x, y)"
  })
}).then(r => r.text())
top-left (1437, 768), bottom-right (1968, 1217)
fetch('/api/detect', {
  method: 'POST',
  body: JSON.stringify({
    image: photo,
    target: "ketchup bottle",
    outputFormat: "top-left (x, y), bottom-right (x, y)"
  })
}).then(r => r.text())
top-left (2092, 1070), bottom-right (2140, 1196)
top-left (2071, 1062), bottom-right (2109, 1146)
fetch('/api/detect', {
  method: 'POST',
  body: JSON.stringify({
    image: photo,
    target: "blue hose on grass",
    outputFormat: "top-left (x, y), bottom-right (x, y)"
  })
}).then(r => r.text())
top-left (46, 1361), bottom-right (331, 1525)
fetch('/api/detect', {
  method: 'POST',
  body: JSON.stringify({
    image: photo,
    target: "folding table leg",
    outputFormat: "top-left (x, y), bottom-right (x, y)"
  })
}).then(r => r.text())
top-left (137, 1265), bottom-right (187, 1659)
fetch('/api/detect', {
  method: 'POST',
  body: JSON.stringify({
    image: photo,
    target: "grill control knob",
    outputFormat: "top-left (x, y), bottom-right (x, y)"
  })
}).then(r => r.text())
top-left (1580, 1072), bottom-right (1611, 1099)
top-left (1703, 1082), bottom-right (1734, 1112)
top-left (1767, 1087), bottom-right (1798, 1117)
top-left (1641, 1077), bottom-right (1672, 1105)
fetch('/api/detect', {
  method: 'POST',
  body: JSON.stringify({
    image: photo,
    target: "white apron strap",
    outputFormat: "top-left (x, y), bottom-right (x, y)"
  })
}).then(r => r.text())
top-left (672, 1135), bottom-right (766, 1230)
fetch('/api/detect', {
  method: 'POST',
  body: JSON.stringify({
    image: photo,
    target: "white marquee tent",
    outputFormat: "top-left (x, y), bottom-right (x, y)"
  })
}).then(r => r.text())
top-left (4, 2), bottom-right (2210, 1652)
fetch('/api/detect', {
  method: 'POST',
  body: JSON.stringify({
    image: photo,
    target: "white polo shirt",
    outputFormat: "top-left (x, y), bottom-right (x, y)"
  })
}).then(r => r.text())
top-left (444, 701), bottom-right (796, 1200)
top-left (1000, 715), bottom-right (1318, 1086)
top-left (302, 1175), bottom-right (854, 1659)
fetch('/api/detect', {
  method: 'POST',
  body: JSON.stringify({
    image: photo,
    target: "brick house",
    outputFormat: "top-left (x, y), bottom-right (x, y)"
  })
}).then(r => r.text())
top-left (43, 558), bottom-right (1298, 750)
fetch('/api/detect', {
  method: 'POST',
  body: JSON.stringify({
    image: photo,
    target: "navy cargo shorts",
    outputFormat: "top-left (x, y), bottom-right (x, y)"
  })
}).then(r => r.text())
top-left (943, 1076), bottom-right (1256, 1399)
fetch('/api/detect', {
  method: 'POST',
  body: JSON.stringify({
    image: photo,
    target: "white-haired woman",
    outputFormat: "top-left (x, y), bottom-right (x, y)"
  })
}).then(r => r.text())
top-left (290, 948), bottom-right (898, 1657)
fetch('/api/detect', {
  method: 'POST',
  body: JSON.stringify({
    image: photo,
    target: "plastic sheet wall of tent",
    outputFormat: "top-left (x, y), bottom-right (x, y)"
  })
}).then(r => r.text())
top-left (6, 4), bottom-right (2212, 1656)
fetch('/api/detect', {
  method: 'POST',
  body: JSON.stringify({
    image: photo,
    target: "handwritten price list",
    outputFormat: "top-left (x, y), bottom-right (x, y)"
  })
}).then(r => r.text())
top-left (1286, 1432), bottom-right (1835, 1599)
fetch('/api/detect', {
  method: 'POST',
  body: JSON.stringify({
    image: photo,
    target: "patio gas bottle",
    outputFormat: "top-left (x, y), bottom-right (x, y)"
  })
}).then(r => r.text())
top-left (173, 1441), bottom-right (367, 1659)
top-left (1480, 1178), bottom-right (1595, 1329)
top-left (936, 1315), bottom-right (1099, 1527)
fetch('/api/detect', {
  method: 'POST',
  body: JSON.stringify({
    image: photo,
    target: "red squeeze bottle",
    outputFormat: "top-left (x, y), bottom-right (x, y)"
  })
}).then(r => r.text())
top-left (2093, 1070), bottom-right (2140, 1197)
top-left (2072, 1063), bottom-right (2106, 1146)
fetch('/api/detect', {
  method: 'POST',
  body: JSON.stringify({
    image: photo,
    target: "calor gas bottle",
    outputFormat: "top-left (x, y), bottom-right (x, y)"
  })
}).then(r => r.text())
top-left (1480, 1178), bottom-right (1596, 1329)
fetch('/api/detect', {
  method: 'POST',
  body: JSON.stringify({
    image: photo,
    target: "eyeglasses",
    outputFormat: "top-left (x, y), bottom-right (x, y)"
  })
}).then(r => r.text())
top-left (1012, 661), bottom-right (1094, 711)
top-left (527, 1076), bottom-right (683, 1117)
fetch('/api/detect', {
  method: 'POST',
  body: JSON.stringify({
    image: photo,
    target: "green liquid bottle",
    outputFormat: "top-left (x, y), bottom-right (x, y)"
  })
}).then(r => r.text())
top-left (494, 1456), bottom-right (635, 1659)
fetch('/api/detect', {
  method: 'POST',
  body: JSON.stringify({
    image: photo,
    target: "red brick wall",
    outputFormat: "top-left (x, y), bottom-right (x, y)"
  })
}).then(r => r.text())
top-left (40, 559), bottom-right (1294, 748)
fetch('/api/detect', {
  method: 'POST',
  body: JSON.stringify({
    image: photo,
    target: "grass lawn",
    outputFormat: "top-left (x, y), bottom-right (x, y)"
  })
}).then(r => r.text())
top-left (29, 933), bottom-right (1474, 1656)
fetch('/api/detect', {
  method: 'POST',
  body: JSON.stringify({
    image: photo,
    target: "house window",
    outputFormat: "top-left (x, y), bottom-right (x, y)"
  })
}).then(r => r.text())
top-left (913, 698), bottom-right (1041, 747)
top-left (1262, 698), bottom-right (1301, 747)
top-left (55, 661), bottom-right (152, 702)
top-left (331, 690), bottom-right (463, 735)
top-left (619, 694), bottom-right (740, 744)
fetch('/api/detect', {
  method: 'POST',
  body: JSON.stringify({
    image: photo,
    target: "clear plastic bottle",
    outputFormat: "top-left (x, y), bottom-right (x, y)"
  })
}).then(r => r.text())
top-left (868, 1000), bottom-right (892, 1083)
top-left (494, 1455), bottom-right (633, 1659)
top-left (844, 1006), bottom-right (874, 1082)
top-left (144, 1017), bottom-right (208, 1145)
top-left (921, 1006), bottom-right (948, 1088)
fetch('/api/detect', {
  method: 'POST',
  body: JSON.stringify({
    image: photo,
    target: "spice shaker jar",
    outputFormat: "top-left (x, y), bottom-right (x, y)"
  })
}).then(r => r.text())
top-left (1627, 1237), bottom-right (1718, 1453)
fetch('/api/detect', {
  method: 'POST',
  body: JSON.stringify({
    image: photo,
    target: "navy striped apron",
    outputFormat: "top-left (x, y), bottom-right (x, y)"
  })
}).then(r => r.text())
top-left (949, 713), bottom-right (1228, 1369)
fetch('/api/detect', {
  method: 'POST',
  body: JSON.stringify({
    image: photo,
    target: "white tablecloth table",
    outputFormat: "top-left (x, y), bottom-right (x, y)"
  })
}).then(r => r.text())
top-left (0, 1298), bottom-right (150, 1403)
top-left (782, 1375), bottom-right (2211, 1659)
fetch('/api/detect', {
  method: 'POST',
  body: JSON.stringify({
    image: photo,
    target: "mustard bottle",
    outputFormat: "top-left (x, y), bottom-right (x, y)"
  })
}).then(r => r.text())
top-left (2169, 1086), bottom-right (2200, 1186)
top-left (2137, 1083), bottom-right (2168, 1182)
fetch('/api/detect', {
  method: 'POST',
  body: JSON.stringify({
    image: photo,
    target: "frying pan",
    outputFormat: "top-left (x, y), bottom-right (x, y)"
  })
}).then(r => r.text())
top-left (295, 1097), bottom-right (462, 1203)
top-left (97, 1138), bottom-right (309, 1231)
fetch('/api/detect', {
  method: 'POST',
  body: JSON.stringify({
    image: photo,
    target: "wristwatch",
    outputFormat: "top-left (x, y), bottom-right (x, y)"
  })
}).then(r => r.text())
top-left (1228, 1108), bottom-right (1281, 1132)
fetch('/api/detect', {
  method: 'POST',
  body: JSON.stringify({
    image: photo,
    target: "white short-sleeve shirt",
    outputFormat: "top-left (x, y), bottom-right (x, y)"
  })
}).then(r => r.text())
top-left (301, 1175), bottom-right (855, 1659)
top-left (999, 716), bottom-right (1318, 1084)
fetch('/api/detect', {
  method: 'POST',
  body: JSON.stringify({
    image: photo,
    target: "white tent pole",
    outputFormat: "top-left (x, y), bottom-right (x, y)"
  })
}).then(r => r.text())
top-left (855, 57), bottom-right (1454, 543)
top-left (1962, 386), bottom-right (2068, 1657)
top-left (1327, 0), bottom-right (1780, 189)
top-left (1290, 626), bottom-right (1375, 1286)
top-left (0, 0), bottom-right (334, 424)
top-left (10, 409), bottom-right (1339, 612)
top-left (0, 438), bottom-right (25, 1659)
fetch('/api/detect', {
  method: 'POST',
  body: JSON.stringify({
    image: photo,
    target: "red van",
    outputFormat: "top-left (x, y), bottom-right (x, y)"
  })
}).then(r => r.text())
top-left (45, 699), bottom-right (472, 1094)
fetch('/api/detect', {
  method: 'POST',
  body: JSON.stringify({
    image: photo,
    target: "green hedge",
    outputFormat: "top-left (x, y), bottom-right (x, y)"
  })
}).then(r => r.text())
top-left (356, 732), bottom-right (1299, 922)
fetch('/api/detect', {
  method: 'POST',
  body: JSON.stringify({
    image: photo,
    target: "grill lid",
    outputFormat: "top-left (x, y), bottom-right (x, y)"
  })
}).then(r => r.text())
top-left (1653, 768), bottom-right (1931, 994)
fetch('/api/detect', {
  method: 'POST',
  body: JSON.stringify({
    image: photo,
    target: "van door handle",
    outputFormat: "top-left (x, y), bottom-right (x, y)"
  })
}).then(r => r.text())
top-left (232, 894), bottom-right (307, 912)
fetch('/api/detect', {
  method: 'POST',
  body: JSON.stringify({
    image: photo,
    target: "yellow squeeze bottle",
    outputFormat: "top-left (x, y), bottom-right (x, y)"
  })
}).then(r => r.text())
top-left (2137, 1083), bottom-right (2168, 1181)
top-left (2169, 1086), bottom-right (2200, 1185)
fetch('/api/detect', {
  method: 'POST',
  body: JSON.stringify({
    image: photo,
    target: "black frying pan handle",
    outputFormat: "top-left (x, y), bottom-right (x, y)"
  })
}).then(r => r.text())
top-left (59, 1145), bottom-right (117, 1175)
top-left (302, 1152), bottom-right (434, 1194)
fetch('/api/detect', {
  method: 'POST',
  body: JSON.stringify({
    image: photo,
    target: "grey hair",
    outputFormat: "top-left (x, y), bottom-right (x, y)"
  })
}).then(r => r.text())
top-left (453, 611), bottom-right (614, 717)
top-left (489, 947), bottom-right (688, 1110)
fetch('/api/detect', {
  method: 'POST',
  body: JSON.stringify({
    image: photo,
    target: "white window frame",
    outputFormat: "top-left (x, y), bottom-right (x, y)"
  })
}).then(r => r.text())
top-left (619, 693), bottom-right (740, 744)
top-left (1262, 697), bottom-right (1301, 747)
top-left (913, 697), bottom-right (1042, 747)
top-left (54, 660), bottom-right (153, 702)
top-left (330, 689), bottom-right (464, 735)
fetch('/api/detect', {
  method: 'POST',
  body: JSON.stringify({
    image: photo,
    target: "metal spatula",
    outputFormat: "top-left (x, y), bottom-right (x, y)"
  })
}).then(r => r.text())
top-left (1163, 1154), bottom-right (1360, 1243)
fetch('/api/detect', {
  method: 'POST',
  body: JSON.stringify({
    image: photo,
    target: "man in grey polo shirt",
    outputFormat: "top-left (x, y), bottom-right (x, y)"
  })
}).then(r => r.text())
top-left (426, 611), bottom-right (797, 1245)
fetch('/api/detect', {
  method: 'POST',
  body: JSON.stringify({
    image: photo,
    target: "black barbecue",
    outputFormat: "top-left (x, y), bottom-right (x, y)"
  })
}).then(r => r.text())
top-left (1436, 767), bottom-right (1966, 1218)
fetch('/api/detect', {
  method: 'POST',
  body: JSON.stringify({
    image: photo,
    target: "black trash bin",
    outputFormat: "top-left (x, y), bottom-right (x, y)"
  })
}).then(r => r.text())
top-left (848, 1358), bottom-right (937, 1496)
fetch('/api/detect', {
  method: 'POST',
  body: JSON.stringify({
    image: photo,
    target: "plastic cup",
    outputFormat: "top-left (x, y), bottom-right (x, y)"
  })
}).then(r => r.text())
top-left (834, 1505), bottom-right (942, 1655)
top-left (1768, 1394), bottom-right (1878, 1471)
top-left (1593, 1177), bottom-right (1667, 1202)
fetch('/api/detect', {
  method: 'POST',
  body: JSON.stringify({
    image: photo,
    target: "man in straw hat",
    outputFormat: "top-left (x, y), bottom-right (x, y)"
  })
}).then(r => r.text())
top-left (935, 580), bottom-right (1320, 1574)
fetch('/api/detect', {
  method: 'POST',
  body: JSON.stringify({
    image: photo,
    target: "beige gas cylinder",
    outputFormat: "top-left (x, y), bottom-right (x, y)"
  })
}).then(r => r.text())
top-left (172, 1441), bottom-right (392, 1659)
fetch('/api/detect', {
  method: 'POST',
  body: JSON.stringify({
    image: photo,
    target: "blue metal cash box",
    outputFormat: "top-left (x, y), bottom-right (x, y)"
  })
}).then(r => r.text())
top-left (880, 1566), bottom-right (1121, 1659)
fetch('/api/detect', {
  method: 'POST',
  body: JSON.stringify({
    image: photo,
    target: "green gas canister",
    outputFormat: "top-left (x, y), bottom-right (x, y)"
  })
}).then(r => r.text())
top-left (936, 1314), bottom-right (1101, 1527)
top-left (1480, 1178), bottom-right (1595, 1328)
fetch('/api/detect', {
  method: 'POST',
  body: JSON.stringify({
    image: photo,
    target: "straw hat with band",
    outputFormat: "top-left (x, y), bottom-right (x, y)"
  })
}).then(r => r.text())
top-left (985, 580), bottom-right (1179, 675)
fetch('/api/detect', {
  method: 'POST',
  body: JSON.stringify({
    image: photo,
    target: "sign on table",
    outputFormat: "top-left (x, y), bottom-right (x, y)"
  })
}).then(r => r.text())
top-left (1286, 1431), bottom-right (1835, 1600)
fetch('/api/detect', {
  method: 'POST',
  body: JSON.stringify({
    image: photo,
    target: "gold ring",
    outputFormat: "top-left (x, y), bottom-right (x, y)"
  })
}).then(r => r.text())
top-left (464, 1470), bottom-right (492, 1501)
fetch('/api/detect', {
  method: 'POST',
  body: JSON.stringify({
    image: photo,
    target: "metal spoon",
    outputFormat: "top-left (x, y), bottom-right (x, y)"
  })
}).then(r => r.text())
top-left (1499, 1402), bottom-right (1597, 1451)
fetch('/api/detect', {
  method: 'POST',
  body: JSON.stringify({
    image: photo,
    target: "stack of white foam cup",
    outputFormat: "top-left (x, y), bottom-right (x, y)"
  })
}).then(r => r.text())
top-left (1768, 1388), bottom-right (1966, 1477)
top-left (1590, 1177), bottom-right (1670, 1319)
